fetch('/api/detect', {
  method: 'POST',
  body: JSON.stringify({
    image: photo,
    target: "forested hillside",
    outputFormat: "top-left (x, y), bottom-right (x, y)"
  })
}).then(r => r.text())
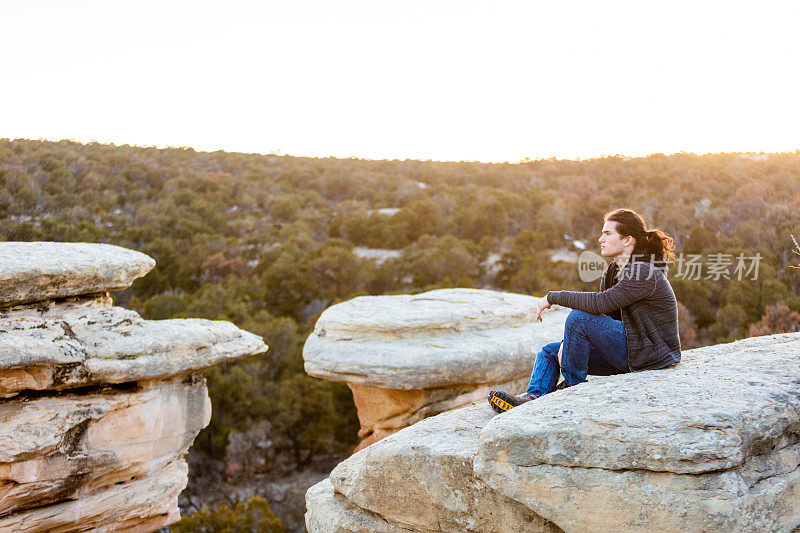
top-left (2, 138), bottom-right (799, 526)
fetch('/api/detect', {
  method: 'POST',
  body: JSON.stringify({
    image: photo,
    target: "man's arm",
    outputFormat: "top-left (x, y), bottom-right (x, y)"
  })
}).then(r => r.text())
top-left (547, 263), bottom-right (656, 314)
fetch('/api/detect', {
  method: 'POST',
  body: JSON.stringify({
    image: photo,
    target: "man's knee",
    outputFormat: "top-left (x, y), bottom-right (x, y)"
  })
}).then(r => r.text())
top-left (566, 309), bottom-right (595, 323)
top-left (565, 309), bottom-right (593, 331)
top-left (538, 341), bottom-right (561, 363)
top-left (543, 341), bottom-right (562, 353)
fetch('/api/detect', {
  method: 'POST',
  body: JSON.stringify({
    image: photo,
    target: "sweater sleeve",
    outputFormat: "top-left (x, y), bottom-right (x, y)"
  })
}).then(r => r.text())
top-left (547, 263), bottom-right (657, 315)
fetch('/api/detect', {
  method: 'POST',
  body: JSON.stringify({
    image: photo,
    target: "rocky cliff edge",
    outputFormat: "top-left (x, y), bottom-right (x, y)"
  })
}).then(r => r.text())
top-left (306, 331), bottom-right (800, 532)
top-left (0, 242), bottom-right (268, 532)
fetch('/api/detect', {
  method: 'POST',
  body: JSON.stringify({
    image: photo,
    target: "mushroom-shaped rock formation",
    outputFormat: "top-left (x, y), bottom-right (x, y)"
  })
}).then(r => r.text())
top-left (303, 288), bottom-right (568, 450)
top-left (0, 242), bottom-right (268, 532)
top-left (306, 332), bottom-right (800, 532)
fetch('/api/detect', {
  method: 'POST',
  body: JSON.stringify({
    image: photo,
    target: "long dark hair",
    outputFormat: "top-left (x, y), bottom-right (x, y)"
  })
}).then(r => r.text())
top-left (604, 208), bottom-right (676, 263)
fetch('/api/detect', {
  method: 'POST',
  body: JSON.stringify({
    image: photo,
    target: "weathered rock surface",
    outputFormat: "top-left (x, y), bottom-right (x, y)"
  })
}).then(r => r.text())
top-left (0, 295), bottom-right (266, 397)
top-left (304, 288), bottom-right (568, 449)
top-left (347, 374), bottom-right (528, 451)
top-left (304, 288), bottom-right (567, 389)
top-left (0, 242), bottom-right (155, 307)
top-left (305, 479), bottom-right (401, 533)
top-left (0, 459), bottom-right (188, 532)
top-left (0, 376), bottom-right (209, 518)
top-left (308, 404), bottom-right (560, 532)
top-left (475, 332), bottom-right (800, 532)
top-left (0, 242), bottom-right (268, 532)
top-left (307, 332), bottom-right (800, 533)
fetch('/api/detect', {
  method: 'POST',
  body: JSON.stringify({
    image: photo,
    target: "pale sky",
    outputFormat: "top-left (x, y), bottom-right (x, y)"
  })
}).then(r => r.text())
top-left (1, 0), bottom-right (798, 162)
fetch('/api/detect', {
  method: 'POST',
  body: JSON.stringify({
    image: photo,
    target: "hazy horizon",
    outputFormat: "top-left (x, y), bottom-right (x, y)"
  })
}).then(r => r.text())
top-left (5, 136), bottom-right (796, 165)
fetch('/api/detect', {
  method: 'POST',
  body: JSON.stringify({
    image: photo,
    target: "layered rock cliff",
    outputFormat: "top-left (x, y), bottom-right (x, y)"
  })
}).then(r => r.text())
top-left (306, 321), bottom-right (800, 532)
top-left (0, 242), bottom-right (267, 532)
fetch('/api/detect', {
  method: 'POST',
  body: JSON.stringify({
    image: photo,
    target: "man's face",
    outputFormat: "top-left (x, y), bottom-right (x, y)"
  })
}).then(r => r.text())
top-left (598, 220), bottom-right (632, 258)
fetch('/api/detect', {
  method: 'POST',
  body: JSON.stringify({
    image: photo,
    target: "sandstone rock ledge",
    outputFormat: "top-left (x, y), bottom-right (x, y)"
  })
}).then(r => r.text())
top-left (304, 288), bottom-right (569, 450)
top-left (0, 242), bottom-right (268, 532)
top-left (306, 332), bottom-right (800, 532)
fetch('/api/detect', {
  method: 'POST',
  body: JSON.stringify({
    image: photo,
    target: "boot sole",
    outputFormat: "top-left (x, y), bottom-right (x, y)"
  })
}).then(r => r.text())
top-left (488, 391), bottom-right (516, 413)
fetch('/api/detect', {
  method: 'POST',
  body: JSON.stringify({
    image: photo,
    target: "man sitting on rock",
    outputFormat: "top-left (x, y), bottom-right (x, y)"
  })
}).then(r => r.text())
top-left (489, 208), bottom-right (681, 413)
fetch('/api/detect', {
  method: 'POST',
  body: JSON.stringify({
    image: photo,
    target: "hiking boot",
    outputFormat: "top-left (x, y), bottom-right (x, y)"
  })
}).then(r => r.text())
top-left (488, 390), bottom-right (538, 414)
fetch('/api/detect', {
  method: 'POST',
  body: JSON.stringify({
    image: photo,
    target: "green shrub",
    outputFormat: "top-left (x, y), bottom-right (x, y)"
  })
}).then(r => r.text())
top-left (170, 496), bottom-right (284, 533)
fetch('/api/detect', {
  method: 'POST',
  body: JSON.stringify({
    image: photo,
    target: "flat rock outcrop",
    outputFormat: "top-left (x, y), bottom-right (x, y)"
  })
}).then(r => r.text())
top-left (0, 242), bottom-right (267, 532)
top-left (0, 241), bottom-right (155, 307)
top-left (0, 296), bottom-right (265, 397)
top-left (304, 288), bottom-right (569, 450)
top-left (307, 332), bottom-right (800, 532)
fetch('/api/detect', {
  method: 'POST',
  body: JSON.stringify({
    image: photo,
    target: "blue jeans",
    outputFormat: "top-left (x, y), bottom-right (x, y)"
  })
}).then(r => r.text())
top-left (527, 309), bottom-right (629, 397)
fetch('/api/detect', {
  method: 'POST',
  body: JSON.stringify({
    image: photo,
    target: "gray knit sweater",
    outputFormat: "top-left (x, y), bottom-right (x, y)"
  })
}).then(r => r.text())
top-left (546, 259), bottom-right (681, 371)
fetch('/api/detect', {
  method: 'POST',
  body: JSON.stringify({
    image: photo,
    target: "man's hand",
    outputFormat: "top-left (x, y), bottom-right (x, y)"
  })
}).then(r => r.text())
top-left (536, 295), bottom-right (552, 322)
